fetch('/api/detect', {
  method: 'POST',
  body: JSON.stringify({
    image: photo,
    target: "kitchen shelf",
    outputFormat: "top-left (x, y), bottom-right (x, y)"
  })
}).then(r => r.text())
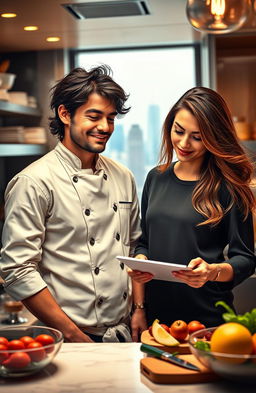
top-left (0, 100), bottom-right (41, 118)
top-left (0, 144), bottom-right (47, 157)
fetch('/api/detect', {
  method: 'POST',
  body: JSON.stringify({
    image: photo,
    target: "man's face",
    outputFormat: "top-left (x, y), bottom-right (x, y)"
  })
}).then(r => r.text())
top-left (62, 93), bottom-right (117, 155)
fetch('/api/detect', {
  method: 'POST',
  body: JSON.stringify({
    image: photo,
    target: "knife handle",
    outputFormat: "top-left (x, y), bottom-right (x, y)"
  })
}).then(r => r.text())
top-left (140, 343), bottom-right (163, 357)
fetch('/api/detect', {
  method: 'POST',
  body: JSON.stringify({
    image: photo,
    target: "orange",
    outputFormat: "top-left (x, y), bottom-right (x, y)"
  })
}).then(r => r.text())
top-left (252, 333), bottom-right (256, 354)
top-left (211, 323), bottom-right (253, 364)
top-left (152, 319), bottom-right (180, 346)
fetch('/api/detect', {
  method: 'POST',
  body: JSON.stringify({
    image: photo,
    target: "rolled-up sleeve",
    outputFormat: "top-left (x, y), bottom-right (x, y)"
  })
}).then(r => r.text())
top-left (0, 175), bottom-right (49, 300)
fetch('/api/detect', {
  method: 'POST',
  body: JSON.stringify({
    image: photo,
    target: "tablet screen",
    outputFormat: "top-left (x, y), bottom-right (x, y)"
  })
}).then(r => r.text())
top-left (116, 256), bottom-right (191, 282)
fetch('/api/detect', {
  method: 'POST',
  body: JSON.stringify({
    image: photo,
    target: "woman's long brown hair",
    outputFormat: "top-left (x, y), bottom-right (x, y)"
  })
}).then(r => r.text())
top-left (159, 87), bottom-right (255, 226)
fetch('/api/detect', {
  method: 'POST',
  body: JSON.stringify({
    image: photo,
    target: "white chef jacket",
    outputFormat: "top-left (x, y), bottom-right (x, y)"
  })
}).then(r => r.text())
top-left (0, 142), bottom-right (141, 329)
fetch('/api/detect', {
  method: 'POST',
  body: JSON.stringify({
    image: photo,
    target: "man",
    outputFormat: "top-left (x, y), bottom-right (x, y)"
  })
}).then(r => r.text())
top-left (0, 65), bottom-right (142, 342)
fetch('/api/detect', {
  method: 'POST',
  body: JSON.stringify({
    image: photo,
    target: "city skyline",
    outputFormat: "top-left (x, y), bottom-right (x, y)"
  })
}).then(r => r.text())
top-left (105, 103), bottom-right (162, 199)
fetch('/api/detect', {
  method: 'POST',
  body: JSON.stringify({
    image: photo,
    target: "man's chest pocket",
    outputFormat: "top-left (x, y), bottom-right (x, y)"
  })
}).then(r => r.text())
top-left (118, 201), bottom-right (132, 246)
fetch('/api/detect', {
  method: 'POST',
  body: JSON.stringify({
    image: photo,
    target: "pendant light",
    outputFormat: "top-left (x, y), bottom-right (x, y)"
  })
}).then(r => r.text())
top-left (186, 0), bottom-right (251, 34)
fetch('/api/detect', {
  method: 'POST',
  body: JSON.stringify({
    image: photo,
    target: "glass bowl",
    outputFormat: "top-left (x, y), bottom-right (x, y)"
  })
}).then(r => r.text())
top-left (0, 325), bottom-right (63, 377)
top-left (189, 327), bottom-right (256, 384)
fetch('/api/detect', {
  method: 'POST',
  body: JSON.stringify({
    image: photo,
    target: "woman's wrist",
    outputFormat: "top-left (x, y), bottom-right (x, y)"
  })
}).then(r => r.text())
top-left (210, 264), bottom-right (221, 281)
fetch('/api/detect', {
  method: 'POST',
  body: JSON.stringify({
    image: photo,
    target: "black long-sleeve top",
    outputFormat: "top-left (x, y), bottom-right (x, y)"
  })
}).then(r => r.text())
top-left (135, 163), bottom-right (256, 327)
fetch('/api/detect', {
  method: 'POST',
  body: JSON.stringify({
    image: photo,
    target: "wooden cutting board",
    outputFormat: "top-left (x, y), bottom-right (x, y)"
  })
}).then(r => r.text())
top-left (140, 354), bottom-right (218, 384)
top-left (141, 330), bottom-right (190, 354)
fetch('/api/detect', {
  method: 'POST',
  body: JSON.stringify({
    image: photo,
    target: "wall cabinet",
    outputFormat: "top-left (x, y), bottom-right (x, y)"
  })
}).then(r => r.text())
top-left (215, 34), bottom-right (256, 141)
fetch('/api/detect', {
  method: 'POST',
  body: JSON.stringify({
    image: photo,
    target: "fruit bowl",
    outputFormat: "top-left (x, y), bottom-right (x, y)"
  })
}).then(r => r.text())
top-left (189, 327), bottom-right (256, 384)
top-left (0, 73), bottom-right (16, 91)
top-left (0, 325), bottom-right (63, 378)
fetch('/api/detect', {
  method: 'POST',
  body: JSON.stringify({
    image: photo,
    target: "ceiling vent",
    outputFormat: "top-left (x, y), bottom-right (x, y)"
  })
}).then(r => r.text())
top-left (62, 1), bottom-right (150, 19)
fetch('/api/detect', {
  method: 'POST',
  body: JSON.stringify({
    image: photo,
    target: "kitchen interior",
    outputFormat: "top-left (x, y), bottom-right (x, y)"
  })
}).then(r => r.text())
top-left (0, 0), bottom-right (256, 391)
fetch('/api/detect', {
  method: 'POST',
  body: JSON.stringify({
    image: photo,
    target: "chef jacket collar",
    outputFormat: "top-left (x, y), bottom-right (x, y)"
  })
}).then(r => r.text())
top-left (56, 142), bottom-right (104, 173)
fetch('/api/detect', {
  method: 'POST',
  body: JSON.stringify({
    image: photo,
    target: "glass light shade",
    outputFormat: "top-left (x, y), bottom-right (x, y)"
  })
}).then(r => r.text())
top-left (186, 0), bottom-right (251, 34)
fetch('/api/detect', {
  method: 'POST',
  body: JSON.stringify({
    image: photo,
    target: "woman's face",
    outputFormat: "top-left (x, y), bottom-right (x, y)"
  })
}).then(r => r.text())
top-left (171, 108), bottom-right (207, 165)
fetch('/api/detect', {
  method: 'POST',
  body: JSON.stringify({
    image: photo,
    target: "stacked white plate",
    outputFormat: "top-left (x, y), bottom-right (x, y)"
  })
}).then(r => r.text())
top-left (0, 126), bottom-right (46, 144)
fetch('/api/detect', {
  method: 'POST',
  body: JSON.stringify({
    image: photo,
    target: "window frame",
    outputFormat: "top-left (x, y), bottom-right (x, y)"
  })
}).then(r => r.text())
top-left (69, 43), bottom-right (202, 86)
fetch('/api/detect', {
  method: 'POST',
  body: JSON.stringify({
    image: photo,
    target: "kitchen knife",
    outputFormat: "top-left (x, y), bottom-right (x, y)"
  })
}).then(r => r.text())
top-left (140, 344), bottom-right (200, 372)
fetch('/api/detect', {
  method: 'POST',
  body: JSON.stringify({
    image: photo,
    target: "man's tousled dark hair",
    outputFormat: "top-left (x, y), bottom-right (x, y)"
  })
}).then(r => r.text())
top-left (49, 64), bottom-right (130, 140)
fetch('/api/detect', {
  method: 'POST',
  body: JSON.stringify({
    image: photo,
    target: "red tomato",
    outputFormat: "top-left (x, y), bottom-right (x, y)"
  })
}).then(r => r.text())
top-left (35, 334), bottom-right (55, 353)
top-left (0, 337), bottom-right (9, 346)
top-left (8, 339), bottom-right (25, 350)
top-left (20, 336), bottom-right (35, 347)
top-left (27, 341), bottom-right (46, 362)
top-left (2, 352), bottom-right (31, 369)
top-left (187, 320), bottom-right (206, 334)
top-left (169, 320), bottom-right (188, 341)
top-left (0, 343), bottom-right (9, 364)
top-left (204, 331), bottom-right (213, 341)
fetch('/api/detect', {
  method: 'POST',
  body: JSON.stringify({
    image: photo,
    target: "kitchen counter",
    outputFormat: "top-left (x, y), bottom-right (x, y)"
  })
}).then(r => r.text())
top-left (0, 343), bottom-right (255, 393)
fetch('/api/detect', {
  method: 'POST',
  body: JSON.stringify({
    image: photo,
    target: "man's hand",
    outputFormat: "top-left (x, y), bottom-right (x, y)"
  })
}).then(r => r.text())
top-left (64, 329), bottom-right (94, 343)
top-left (131, 309), bottom-right (147, 342)
top-left (23, 288), bottom-right (95, 342)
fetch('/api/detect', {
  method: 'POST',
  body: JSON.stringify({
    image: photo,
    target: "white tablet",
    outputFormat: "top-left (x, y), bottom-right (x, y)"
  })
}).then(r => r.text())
top-left (116, 256), bottom-right (191, 282)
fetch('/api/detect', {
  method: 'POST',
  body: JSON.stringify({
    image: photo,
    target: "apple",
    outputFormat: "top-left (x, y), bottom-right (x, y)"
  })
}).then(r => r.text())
top-left (169, 320), bottom-right (188, 341)
top-left (160, 324), bottom-right (170, 334)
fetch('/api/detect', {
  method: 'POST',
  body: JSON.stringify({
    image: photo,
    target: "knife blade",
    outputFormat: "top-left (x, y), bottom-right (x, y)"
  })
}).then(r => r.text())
top-left (140, 343), bottom-right (200, 372)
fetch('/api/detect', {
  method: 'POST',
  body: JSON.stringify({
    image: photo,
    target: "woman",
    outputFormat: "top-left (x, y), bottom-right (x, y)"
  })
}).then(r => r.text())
top-left (130, 87), bottom-right (256, 336)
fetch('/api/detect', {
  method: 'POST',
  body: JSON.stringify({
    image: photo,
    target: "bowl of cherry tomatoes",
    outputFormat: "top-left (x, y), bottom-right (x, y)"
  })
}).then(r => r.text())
top-left (0, 325), bottom-right (63, 377)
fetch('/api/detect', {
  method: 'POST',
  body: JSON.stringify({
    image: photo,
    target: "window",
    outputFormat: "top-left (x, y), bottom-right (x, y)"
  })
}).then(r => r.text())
top-left (74, 46), bottom-right (199, 198)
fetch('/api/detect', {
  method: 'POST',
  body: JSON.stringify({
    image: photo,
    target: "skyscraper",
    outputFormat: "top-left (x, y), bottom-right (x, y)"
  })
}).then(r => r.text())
top-left (105, 124), bottom-right (126, 165)
top-left (147, 104), bottom-right (161, 167)
top-left (127, 124), bottom-right (145, 198)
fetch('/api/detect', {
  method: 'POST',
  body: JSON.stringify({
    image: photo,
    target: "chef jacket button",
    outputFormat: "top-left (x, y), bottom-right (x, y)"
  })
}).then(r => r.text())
top-left (73, 176), bottom-right (78, 183)
top-left (85, 209), bottom-right (90, 216)
top-left (116, 233), bottom-right (120, 241)
top-left (120, 262), bottom-right (124, 270)
top-left (97, 297), bottom-right (103, 306)
top-left (94, 267), bottom-right (100, 275)
top-left (123, 291), bottom-right (127, 300)
top-left (90, 237), bottom-right (95, 246)
top-left (113, 203), bottom-right (117, 212)
top-left (103, 173), bottom-right (108, 180)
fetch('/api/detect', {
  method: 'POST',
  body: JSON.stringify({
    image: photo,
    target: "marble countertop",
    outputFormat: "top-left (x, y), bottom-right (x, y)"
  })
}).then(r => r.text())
top-left (0, 343), bottom-right (255, 393)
